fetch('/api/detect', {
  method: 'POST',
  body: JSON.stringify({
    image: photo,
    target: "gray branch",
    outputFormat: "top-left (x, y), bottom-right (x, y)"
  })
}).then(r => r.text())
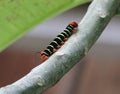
top-left (0, 0), bottom-right (120, 94)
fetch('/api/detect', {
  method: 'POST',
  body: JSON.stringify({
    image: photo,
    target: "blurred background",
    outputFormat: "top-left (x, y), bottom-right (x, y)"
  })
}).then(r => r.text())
top-left (0, 4), bottom-right (120, 94)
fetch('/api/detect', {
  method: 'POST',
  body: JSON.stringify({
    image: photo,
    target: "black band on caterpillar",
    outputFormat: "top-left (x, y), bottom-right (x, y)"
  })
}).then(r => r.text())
top-left (64, 29), bottom-right (72, 37)
top-left (44, 49), bottom-right (52, 56)
top-left (61, 31), bottom-right (70, 38)
top-left (49, 41), bottom-right (59, 48)
top-left (57, 34), bottom-right (66, 40)
top-left (66, 24), bottom-right (73, 31)
top-left (53, 37), bottom-right (63, 45)
top-left (40, 21), bottom-right (78, 62)
top-left (47, 45), bottom-right (54, 53)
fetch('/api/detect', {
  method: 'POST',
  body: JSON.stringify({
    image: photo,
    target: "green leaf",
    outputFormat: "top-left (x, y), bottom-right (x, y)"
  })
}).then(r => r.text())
top-left (0, 0), bottom-right (91, 52)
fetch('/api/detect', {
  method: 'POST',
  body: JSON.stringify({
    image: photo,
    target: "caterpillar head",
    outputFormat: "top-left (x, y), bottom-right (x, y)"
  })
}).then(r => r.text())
top-left (69, 21), bottom-right (78, 28)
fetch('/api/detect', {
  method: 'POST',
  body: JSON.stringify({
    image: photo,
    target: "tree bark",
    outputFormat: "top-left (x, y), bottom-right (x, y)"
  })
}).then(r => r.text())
top-left (0, 0), bottom-right (120, 94)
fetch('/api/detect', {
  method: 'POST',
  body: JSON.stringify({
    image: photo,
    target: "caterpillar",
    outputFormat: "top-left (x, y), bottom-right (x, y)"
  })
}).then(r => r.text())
top-left (40, 21), bottom-right (78, 62)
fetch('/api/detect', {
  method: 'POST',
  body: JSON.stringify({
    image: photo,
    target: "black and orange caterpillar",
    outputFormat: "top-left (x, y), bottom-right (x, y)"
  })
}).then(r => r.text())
top-left (40, 21), bottom-right (78, 62)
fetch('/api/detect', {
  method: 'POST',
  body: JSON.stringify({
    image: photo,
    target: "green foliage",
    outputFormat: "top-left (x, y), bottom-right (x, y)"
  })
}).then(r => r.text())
top-left (0, 0), bottom-right (91, 52)
top-left (117, 7), bottom-right (120, 15)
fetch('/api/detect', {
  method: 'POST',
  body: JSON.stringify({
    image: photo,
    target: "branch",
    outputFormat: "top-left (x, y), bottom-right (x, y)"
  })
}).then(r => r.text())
top-left (0, 0), bottom-right (120, 94)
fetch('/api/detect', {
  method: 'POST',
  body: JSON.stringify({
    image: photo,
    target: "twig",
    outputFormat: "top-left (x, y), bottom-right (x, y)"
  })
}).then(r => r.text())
top-left (0, 0), bottom-right (120, 94)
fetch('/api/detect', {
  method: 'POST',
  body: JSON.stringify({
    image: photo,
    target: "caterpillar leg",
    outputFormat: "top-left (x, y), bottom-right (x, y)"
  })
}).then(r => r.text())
top-left (40, 51), bottom-right (49, 62)
top-left (56, 45), bottom-right (61, 49)
top-left (40, 51), bottom-right (46, 55)
top-left (40, 54), bottom-right (49, 62)
top-left (53, 49), bottom-right (57, 53)
top-left (72, 28), bottom-right (78, 33)
top-left (61, 41), bottom-right (65, 45)
top-left (64, 38), bottom-right (68, 41)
